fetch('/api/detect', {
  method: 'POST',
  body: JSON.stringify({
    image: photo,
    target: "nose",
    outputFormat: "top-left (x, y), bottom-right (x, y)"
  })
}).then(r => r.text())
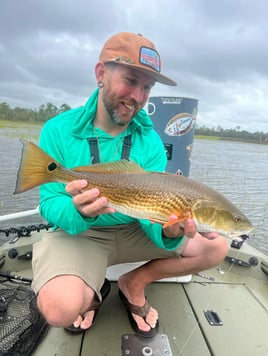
top-left (130, 85), bottom-right (145, 104)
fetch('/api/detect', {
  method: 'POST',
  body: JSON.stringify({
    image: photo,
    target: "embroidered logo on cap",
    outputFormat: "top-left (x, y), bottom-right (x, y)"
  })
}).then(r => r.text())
top-left (139, 47), bottom-right (160, 73)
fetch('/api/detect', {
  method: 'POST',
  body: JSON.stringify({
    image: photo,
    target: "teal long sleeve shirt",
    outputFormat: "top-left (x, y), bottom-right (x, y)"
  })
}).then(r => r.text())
top-left (39, 89), bottom-right (184, 251)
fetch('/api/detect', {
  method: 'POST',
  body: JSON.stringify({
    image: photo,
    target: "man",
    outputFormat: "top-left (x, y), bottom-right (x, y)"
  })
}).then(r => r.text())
top-left (32, 32), bottom-right (228, 337)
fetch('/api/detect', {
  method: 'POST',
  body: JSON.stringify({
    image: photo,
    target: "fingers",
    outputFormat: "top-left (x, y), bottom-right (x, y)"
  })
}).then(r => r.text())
top-left (65, 180), bottom-right (115, 218)
top-left (183, 219), bottom-right (198, 239)
top-left (183, 218), bottom-right (219, 240)
top-left (163, 216), bottom-right (197, 239)
top-left (162, 215), bottom-right (186, 238)
top-left (201, 232), bottom-right (219, 240)
top-left (162, 215), bottom-right (220, 240)
top-left (65, 179), bottom-right (88, 195)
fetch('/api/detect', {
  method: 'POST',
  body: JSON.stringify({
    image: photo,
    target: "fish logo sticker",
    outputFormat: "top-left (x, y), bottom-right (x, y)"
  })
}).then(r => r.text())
top-left (164, 113), bottom-right (195, 136)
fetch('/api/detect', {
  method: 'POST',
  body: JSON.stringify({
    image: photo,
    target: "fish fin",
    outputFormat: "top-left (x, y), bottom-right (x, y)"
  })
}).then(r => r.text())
top-left (73, 159), bottom-right (147, 174)
top-left (162, 210), bottom-right (193, 228)
top-left (14, 140), bottom-right (62, 194)
top-left (149, 216), bottom-right (187, 227)
top-left (149, 217), bottom-right (169, 225)
top-left (163, 219), bottom-right (184, 228)
top-left (148, 217), bottom-right (184, 228)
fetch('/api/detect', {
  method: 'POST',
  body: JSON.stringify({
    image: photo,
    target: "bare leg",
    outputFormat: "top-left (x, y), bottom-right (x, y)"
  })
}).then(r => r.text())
top-left (37, 275), bottom-right (96, 329)
top-left (118, 234), bottom-right (228, 333)
top-left (37, 234), bottom-right (228, 332)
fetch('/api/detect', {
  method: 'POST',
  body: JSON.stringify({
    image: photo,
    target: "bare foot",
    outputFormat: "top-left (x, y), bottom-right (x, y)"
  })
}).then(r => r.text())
top-left (118, 275), bottom-right (158, 333)
top-left (72, 310), bottom-right (96, 330)
top-left (68, 278), bottom-right (111, 332)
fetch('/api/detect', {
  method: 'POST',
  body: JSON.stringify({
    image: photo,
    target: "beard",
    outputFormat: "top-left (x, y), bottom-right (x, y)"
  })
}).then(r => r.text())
top-left (103, 97), bottom-right (127, 127)
top-left (101, 88), bottom-right (141, 127)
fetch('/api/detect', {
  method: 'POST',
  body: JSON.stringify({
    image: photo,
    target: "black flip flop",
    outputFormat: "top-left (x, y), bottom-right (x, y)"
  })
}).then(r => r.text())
top-left (119, 289), bottom-right (159, 338)
top-left (65, 278), bottom-right (111, 334)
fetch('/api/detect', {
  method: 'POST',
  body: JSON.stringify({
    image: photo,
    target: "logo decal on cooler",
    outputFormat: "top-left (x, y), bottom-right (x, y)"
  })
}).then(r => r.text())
top-left (164, 113), bottom-right (195, 136)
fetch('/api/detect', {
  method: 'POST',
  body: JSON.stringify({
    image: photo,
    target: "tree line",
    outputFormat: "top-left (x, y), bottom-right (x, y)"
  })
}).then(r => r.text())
top-left (0, 101), bottom-right (267, 144)
top-left (0, 102), bottom-right (71, 122)
top-left (195, 124), bottom-right (268, 144)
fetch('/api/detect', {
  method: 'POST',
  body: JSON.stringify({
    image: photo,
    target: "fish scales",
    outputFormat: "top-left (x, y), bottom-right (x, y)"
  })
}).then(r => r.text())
top-left (14, 140), bottom-right (254, 237)
top-left (46, 172), bottom-right (209, 222)
top-left (82, 172), bottom-right (197, 221)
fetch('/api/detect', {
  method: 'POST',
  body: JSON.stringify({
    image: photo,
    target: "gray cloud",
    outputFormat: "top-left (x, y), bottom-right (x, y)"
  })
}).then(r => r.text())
top-left (0, 0), bottom-right (268, 132)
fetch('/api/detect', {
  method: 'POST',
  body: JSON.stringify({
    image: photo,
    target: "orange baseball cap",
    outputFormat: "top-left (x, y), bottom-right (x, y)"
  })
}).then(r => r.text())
top-left (99, 32), bottom-right (177, 86)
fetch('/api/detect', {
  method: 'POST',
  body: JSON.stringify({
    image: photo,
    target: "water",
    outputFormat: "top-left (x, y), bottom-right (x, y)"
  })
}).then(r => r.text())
top-left (0, 125), bottom-right (45, 237)
top-left (190, 139), bottom-right (268, 255)
top-left (0, 127), bottom-right (267, 256)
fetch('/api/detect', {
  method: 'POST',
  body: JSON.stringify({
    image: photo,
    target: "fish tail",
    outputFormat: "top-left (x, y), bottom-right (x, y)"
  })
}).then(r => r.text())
top-left (14, 140), bottom-right (61, 194)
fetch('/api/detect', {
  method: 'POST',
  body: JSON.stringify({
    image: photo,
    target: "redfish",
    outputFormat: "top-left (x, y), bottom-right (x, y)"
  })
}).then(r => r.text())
top-left (14, 140), bottom-right (253, 238)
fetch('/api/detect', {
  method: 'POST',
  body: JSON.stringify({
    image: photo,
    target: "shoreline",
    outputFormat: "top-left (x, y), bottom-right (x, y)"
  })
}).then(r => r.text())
top-left (0, 119), bottom-right (267, 145)
top-left (195, 134), bottom-right (268, 145)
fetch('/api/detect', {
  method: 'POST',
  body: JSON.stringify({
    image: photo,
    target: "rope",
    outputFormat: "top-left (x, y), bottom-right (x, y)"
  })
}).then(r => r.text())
top-left (0, 223), bottom-right (52, 238)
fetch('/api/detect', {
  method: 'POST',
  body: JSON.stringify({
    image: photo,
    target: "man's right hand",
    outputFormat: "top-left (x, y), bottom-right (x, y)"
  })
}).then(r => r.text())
top-left (65, 180), bottom-right (115, 217)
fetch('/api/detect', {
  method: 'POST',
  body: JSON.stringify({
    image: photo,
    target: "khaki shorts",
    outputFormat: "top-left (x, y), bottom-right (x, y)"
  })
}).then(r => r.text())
top-left (32, 223), bottom-right (188, 298)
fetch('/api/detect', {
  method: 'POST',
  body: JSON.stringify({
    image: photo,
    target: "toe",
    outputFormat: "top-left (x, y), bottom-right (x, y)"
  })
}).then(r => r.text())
top-left (73, 315), bottom-right (82, 328)
top-left (133, 306), bottom-right (158, 332)
top-left (71, 310), bottom-right (95, 330)
top-left (80, 310), bottom-right (95, 329)
top-left (145, 307), bottom-right (158, 328)
top-left (132, 313), bottom-right (151, 332)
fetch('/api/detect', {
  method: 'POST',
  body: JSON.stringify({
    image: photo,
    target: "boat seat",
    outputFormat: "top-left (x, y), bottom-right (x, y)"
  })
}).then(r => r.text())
top-left (106, 262), bottom-right (192, 283)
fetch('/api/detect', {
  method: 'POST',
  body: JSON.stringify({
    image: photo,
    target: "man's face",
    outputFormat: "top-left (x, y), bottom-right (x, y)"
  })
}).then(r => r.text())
top-left (101, 64), bottom-right (155, 127)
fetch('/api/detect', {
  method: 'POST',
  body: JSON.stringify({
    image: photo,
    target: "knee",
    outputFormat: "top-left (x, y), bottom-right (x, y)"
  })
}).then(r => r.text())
top-left (37, 290), bottom-right (83, 327)
top-left (36, 275), bottom-right (94, 327)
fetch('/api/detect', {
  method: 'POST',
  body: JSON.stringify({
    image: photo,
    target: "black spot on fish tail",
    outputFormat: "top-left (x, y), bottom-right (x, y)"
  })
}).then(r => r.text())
top-left (48, 162), bottom-right (58, 172)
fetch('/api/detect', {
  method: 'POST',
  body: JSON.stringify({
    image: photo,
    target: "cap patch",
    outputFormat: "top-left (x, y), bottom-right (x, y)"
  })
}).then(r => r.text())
top-left (139, 46), bottom-right (160, 73)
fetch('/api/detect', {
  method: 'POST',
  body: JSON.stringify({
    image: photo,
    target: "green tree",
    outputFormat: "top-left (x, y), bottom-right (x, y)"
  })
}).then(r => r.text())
top-left (59, 103), bottom-right (71, 113)
top-left (0, 102), bottom-right (12, 119)
top-left (38, 103), bottom-right (58, 121)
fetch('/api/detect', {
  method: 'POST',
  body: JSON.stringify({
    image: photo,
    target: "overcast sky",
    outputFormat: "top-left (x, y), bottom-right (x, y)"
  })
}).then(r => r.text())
top-left (0, 0), bottom-right (267, 132)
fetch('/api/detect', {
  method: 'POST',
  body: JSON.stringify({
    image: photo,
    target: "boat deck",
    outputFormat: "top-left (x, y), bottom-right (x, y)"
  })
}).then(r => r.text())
top-left (1, 233), bottom-right (268, 356)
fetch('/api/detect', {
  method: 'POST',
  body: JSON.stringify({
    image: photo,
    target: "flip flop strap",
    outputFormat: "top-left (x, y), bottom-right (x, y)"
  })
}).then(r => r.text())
top-left (86, 302), bottom-right (102, 312)
top-left (122, 297), bottom-right (151, 318)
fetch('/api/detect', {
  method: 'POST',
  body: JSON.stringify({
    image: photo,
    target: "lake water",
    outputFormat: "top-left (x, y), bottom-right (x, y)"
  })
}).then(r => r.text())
top-left (190, 139), bottom-right (268, 255)
top-left (0, 125), bottom-right (267, 256)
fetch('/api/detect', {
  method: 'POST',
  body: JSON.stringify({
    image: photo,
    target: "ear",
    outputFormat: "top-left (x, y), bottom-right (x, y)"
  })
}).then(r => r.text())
top-left (95, 62), bottom-right (105, 83)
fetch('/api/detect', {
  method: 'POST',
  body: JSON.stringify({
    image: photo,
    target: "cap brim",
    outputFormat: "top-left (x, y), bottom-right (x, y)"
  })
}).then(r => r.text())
top-left (106, 61), bottom-right (177, 86)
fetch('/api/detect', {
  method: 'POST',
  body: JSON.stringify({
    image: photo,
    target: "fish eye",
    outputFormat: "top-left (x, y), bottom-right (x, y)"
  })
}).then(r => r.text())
top-left (234, 215), bottom-right (242, 223)
top-left (48, 162), bottom-right (58, 172)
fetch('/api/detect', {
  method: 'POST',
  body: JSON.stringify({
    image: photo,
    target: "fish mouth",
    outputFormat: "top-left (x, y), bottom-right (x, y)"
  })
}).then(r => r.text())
top-left (195, 221), bottom-right (254, 239)
top-left (227, 228), bottom-right (254, 239)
